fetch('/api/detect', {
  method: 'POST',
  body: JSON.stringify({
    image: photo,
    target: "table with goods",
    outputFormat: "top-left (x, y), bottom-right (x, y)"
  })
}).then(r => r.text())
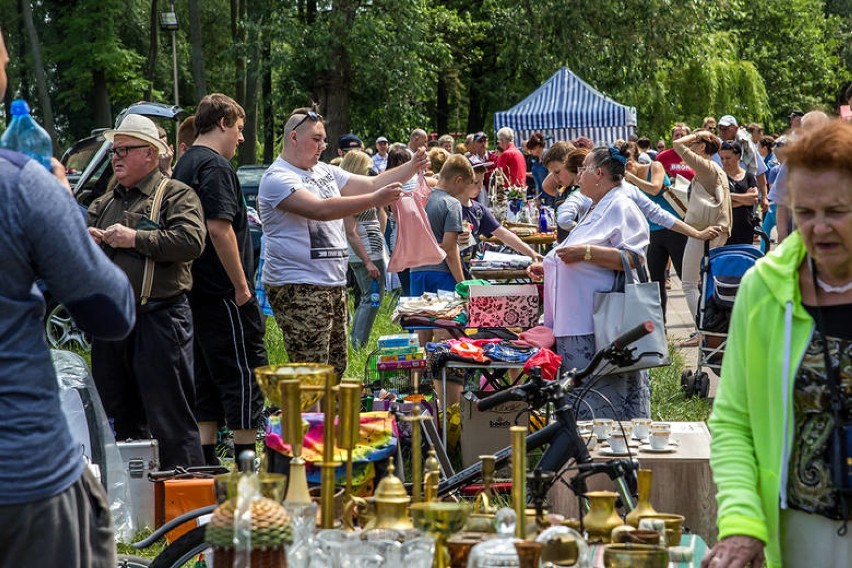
top-left (197, 362), bottom-right (710, 567)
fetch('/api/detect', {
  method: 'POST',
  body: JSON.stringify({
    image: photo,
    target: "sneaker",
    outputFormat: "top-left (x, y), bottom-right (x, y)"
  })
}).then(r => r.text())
top-left (679, 332), bottom-right (701, 348)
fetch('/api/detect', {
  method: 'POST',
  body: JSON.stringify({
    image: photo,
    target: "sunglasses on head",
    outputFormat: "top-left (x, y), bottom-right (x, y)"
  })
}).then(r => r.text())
top-left (290, 111), bottom-right (323, 132)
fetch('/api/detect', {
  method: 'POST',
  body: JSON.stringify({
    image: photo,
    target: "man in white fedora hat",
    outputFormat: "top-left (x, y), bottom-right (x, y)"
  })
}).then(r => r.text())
top-left (87, 113), bottom-right (207, 468)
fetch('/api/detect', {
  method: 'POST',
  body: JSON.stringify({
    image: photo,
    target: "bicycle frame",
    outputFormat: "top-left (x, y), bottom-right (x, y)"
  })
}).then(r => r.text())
top-left (437, 321), bottom-right (655, 510)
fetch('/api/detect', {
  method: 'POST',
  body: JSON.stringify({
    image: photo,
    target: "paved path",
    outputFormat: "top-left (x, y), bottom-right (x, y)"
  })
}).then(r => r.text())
top-left (664, 273), bottom-right (720, 398)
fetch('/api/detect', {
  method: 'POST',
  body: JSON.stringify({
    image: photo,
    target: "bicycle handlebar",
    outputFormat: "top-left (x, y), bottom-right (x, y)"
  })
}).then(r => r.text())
top-left (476, 320), bottom-right (654, 412)
top-left (476, 384), bottom-right (529, 411)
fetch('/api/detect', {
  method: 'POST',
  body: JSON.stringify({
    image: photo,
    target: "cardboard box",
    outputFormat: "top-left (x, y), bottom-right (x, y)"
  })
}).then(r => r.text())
top-left (467, 284), bottom-right (539, 329)
top-left (378, 334), bottom-right (419, 349)
top-left (376, 359), bottom-right (427, 371)
top-left (378, 349), bottom-right (426, 363)
top-left (459, 391), bottom-right (530, 468)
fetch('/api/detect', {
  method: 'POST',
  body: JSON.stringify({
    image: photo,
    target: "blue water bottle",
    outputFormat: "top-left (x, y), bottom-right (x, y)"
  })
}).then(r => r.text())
top-left (1, 99), bottom-right (53, 171)
top-left (370, 279), bottom-right (381, 308)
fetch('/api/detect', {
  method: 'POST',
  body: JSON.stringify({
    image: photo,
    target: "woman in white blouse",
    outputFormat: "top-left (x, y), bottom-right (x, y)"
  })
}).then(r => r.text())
top-left (528, 145), bottom-right (651, 420)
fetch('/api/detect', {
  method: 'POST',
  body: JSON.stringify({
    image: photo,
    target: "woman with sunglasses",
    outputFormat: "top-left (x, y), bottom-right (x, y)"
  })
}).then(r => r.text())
top-left (674, 131), bottom-right (732, 347)
top-left (719, 140), bottom-right (759, 246)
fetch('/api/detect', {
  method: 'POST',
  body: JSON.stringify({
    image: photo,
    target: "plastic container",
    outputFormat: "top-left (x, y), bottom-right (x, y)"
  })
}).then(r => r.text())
top-left (1, 99), bottom-right (53, 170)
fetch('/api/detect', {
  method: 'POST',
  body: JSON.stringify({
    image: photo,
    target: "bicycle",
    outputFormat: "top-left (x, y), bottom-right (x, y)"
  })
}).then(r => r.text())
top-left (437, 320), bottom-right (658, 513)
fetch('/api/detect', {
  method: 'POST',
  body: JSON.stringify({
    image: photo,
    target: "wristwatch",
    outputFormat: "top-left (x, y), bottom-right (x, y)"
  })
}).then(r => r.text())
top-left (584, 245), bottom-right (592, 261)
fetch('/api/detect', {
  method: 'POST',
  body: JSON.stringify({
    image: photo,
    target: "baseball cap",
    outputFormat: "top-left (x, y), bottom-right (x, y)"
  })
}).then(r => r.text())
top-left (375, 136), bottom-right (389, 144)
top-left (467, 154), bottom-right (493, 170)
top-left (338, 133), bottom-right (363, 151)
top-left (718, 115), bottom-right (738, 127)
top-left (788, 110), bottom-right (805, 119)
top-left (472, 131), bottom-right (488, 142)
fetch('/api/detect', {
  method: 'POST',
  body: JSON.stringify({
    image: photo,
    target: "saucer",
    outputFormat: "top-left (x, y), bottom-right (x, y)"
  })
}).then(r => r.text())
top-left (599, 447), bottom-right (635, 457)
top-left (639, 444), bottom-right (677, 454)
top-left (603, 439), bottom-right (640, 448)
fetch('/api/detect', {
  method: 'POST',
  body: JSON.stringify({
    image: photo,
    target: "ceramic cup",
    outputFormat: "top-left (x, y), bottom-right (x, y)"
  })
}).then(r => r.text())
top-left (615, 423), bottom-right (633, 439)
top-left (593, 419), bottom-right (614, 440)
top-left (649, 431), bottom-right (670, 450)
top-left (585, 433), bottom-right (598, 451)
top-left (650, 422), bottom-right (671, 434)
top-left (609, 433), bottom-right (629, 454)
top-left (632, 419), bottom-right (652, 440)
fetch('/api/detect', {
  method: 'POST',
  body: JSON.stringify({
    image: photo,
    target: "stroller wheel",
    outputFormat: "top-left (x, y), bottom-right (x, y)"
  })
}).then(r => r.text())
top-left (681, 370), bottom-right (695, 397)
top-left (695, 371), bottom-right (711, 399)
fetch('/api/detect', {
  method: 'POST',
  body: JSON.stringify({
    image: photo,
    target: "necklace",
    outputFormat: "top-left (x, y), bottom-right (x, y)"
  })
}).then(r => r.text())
top-left (815, 277), bottom-right (852, 294)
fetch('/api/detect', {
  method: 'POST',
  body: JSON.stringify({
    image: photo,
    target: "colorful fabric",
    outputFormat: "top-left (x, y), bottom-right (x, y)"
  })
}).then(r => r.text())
top-left (266, 410), bottom-right (398, 465)
top-left (481, 341), bottom-right (538, 363)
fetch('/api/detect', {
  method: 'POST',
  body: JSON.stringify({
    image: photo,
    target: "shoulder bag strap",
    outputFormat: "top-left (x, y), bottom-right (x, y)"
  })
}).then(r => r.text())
top-left (626, 250), bottom-right (649, 283)
top-left (139, 177), bottom-right (170, 305)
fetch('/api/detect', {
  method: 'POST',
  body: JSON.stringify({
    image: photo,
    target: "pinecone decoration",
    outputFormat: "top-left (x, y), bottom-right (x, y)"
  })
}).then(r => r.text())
top-left (207, 496), bottom-right (293, 568)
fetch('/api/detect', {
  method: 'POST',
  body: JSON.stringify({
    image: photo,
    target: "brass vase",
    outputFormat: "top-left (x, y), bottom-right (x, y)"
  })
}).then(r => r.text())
top-left (625, 469), bottom-right (658, 528)
top-left (410, 502), bottom-right (471, 568)
top-left (582, 491), bottom-right (622, 543)
top-left (514, 541), bottom-right (543, 568)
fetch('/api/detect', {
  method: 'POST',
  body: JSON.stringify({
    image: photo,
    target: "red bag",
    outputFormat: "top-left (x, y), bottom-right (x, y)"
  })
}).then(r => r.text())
top-left (523, 348), bottom-right (562, 381)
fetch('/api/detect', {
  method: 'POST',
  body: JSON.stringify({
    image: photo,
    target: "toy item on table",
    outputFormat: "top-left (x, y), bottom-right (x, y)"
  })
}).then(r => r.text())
top-left (378, 333), bottom-right (419, 349)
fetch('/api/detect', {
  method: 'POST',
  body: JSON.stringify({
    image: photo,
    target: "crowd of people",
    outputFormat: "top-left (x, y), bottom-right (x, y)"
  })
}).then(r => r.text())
top-left (2, 18), bottom-right (852, 565)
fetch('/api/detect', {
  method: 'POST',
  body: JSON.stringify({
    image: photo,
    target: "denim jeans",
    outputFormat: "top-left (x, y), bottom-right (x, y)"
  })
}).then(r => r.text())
top-left (761, 203), bottom-right (777, 254)
top-left (350, 259), bottom-right (386, 349)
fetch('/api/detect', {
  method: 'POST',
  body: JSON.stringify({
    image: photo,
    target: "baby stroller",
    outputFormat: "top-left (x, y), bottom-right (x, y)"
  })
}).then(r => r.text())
top-left (681, 239), bottom-right (765, 398)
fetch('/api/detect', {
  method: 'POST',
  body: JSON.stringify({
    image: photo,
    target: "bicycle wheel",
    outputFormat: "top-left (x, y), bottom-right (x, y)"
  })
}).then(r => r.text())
top-left (117, 555), bottom-right (151, 568)
top-left (147, 526), bottom-right (208, 568)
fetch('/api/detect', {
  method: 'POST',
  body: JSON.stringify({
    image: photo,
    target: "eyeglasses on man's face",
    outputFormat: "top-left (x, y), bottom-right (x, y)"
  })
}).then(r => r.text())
top-left (290, 111), bottom-right (323, 132)
top-left (109, 145), bottom-right (150, 159)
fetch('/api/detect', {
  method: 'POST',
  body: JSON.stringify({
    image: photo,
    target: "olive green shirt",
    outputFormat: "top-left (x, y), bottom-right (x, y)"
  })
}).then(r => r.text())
top-left (87, 169), bottom-right (206, 302)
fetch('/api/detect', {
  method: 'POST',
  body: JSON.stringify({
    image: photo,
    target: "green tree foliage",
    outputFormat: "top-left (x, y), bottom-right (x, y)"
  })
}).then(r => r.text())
top-left (0, 0), bottom-right (848, 154)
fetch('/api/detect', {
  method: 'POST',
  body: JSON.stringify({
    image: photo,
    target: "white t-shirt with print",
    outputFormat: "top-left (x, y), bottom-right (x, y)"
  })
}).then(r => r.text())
top-left (258, 158), bottom-right (352, 286)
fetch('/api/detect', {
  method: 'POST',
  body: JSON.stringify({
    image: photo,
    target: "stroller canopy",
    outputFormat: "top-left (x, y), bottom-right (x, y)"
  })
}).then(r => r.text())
top-left (494, 67), bottom-right (637, 146)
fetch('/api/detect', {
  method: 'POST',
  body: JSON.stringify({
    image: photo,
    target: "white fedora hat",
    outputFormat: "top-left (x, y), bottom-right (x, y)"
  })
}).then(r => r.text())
top-left (104, 114), bottom-right (167, 154)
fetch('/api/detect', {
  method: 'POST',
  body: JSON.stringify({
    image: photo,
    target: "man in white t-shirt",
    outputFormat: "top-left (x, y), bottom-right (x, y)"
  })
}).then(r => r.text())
top-left (258, 107), bottom-right (427, 376)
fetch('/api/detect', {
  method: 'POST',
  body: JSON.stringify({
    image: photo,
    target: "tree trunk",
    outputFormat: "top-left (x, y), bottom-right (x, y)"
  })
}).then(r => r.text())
top-left (92, 69), bottom-right (112, 128)
top-left (261, 38), bottom-right (274, 164)
top-left (231, 0), bottom-right (246, 107)
top-left (21, 0), bottom-right (56, 147)
top-left (315, 0), bottom-right (357, 161)
top-left (144, 0), bottom-right (159, 101)
top-left (188, 0), bottom-right (206, 102)
top-left (436, 73), bottom-right (449, 136)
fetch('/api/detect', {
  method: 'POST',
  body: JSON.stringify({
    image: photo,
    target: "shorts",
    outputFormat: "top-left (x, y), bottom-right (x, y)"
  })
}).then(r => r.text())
top-left (191, 294), bottom-right (267, 430)
top-left (410, 270), bottom-right (458, 296)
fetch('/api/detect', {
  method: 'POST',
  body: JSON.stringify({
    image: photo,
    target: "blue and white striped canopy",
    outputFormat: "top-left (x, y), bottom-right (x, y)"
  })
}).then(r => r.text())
top-left (494, 67), bottom-right (637, 146)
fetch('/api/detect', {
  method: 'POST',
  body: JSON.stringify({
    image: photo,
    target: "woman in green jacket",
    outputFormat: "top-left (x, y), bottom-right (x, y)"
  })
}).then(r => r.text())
top-left (704, 119), bottom-right (852, 567)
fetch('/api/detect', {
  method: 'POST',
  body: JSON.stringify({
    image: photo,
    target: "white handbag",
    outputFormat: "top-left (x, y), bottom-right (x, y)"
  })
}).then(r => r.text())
top-left (592, 251), bottom-right (669, 373)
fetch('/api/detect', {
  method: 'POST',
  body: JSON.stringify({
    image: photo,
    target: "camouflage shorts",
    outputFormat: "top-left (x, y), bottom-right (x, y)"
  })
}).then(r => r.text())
top-left (264, 283), bottom-right (348, 379)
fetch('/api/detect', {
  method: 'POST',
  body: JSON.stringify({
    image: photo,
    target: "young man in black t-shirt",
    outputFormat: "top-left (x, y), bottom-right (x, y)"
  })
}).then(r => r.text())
top-left (172, 93), bottom-right (267, 465)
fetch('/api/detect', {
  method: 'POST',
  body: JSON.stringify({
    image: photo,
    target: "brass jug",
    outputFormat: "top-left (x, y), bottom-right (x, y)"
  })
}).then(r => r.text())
top-left (582, 491), bottom-right (622, 543)
top-left (625, 469), bottom-right (658, 528)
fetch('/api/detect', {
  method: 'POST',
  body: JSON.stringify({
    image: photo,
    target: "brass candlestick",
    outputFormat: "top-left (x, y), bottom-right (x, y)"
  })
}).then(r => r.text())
top-left (410, 502), bottom-right (471, 568)
top-left (336, 380), bottom-right (361, 502)
top-left (402, 404), bottom-right (426, 503)
top-left (424, 449), bottom-right (441, 502)
top-left (475, 455), bottom-right (497, 514)
top-left (510, 426), bottom-right (527, 539)
top-left (255, 363), bottom-right (337, 522)
top-left (319, 367), bottom-right (342, 528)
top-left (278, 378), bottom-right (311, 504)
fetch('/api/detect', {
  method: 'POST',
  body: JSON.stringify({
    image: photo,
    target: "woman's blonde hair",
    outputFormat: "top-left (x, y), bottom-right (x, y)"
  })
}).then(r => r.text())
top-left (339, 150), bottom-right (373, 176)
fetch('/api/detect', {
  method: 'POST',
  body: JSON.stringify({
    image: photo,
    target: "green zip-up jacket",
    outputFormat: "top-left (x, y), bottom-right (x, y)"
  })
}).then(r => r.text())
top-left (708, 231), bottom-right (814, 567)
